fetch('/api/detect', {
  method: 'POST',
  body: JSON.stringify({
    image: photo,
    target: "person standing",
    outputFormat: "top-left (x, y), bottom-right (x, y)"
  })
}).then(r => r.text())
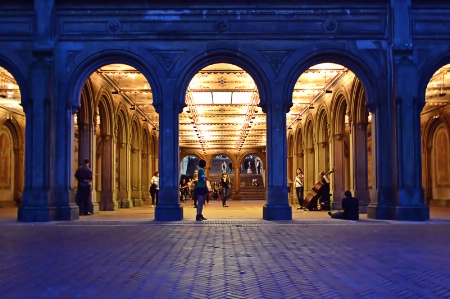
top-left (221, 161), bottom-right (227, 173)
top-left (150, 171), bottom-right (159, 208)
top-left (206, 179), bottom-right (212, 204)
top-left (247, 161), bottom-right (252, 174)
top-left (328, 190), bottom-right (359, 220)
top-left (295, 168), bottom-right (305, 210)
top-left (220, 173), bottom-right (230, 207)
top-left (256, 159), bottom-right (261, 174)
top-left (179, 178), bottom-right (189, 202)
top-left (75, 158), bottom-right (93, 216)
top-left (195, 159), bottom-right (208, 221)
top-left (228, 162), bottom-right (233, 173)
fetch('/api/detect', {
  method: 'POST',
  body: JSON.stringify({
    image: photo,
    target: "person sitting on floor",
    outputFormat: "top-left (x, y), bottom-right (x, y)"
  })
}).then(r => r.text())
top-left (328, 190), bottom-right (359, 220)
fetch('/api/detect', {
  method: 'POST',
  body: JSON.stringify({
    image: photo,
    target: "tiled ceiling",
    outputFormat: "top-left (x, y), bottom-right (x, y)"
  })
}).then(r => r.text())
top-left (0, 63), bottom-right (448, 150)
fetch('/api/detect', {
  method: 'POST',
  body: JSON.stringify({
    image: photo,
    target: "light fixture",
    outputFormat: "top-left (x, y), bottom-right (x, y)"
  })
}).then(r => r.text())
top-left (112, 89), bottom-right (119, 95)
top-left (326, 89), bottom-right (332, 94)
top-left (309, 104), bottom-right (314, 109)
top-left (130, 105), bottom-right (136, 110)
top-left (142, 117), bottom-right (147, 122)
top-left (433, 115), bottom-right (439, 119)
top-left (439, 73), bottom-right (447, 97)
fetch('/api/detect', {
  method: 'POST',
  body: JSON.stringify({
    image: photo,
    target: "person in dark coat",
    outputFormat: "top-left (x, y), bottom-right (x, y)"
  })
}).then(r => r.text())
top-left (75, 158), bottom-right (93, 216)
top-left (328, 190), bottom-right (359, 220)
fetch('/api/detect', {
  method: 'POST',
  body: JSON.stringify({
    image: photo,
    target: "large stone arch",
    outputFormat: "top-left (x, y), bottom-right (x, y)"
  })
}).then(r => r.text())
top-left (303, 116), bottom-right (315, 190)
top-left (418, 53), bottom-right (450, 104)
top-left (283, 49), bottom-right (379, 111)
top-left (115, 106), bottom-right (131, 207)
top-left (175, 49), bottom-right (269, 111)
top-left (1, 118), bottom-right (24, 206)
top-left (315, 105), bottom-right (330, 175)
top-left (66, 50), bottom-right (162, 111)
top-left (0, 54), bottom-right (29, 106)
top-left (330, 90), bottom-right (350, 202)
top-left (0, 58), bottom-right (27, 208)
top-left (422, 112), bottom-right (450, 206)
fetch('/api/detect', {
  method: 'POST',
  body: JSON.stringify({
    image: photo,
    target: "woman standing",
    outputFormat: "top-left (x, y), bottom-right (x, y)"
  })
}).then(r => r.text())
top-left (195, 159), bottom-right (208, 221)
top-left (150, 171), bottom-right (159, 208)
top-left (295, 168), bottom-right (305, 210)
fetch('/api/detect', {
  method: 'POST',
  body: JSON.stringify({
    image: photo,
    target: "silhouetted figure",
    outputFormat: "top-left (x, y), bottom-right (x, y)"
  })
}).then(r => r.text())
top-left (75, 158), bottom-right (93, 216)
top-left (328, 190), bottom-right (359, 220)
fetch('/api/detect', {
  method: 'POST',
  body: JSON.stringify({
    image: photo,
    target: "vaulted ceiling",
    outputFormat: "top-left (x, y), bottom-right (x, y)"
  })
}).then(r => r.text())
top-left (0, 63), bottom-right (448, 151)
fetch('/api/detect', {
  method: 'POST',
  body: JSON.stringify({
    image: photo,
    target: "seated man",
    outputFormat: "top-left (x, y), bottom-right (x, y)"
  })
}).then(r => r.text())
top-left (328, 190), bottom-right (359, 220)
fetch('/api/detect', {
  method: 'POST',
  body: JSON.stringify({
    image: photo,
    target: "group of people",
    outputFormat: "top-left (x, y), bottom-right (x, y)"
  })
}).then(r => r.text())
top-left (294, 167), bottom-right (359, 220)
top-left (74, 158), bottom-right (357, 221)
top-left (241, 158), bottom-right (262, 174)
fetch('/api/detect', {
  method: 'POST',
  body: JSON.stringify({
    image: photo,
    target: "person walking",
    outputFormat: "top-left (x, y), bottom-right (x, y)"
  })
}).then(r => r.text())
top-left (220, 173), bottom-right (230, 207)
top-left (74, 158), bottom-right (93, 216)
top-left (150, 171), bottom-right (159, 208)
top-left (195, 159), bottom-right (208, 221)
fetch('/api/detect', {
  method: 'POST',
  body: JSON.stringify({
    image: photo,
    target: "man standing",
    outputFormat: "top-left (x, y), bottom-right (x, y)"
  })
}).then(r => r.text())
top-left (220, 173), bottom-right (230, 207)
top-left (75, 158), bottom-right (93, 216)
top-left (256, 159), bottom-right (261, 174)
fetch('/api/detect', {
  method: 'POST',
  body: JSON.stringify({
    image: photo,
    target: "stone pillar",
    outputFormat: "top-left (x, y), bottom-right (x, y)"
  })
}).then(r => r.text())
top-left (392, 50), bottom-right (429, 220)
top-left (18, 0), bottom-right (76, 221)
top-left (141, 152), bottom-right (151, 204)
top-left (351, 121), bottom-right (370, 213)
top-left (132, 147), bottom-right (143, 207)
top-left (100, 134), bottom-right (117, 210)
top-left (262, 102), bottom-right (292, 220)
top-left (366, 100), bottom-right (398, 219)
top-left (305, 148), bottom-right (315, 191)
top-left (154, 91), bottom-right (183, 221)
top-left (18, 50), bottom-right (55, 221)
top-left (332, 133), bottom-right (345, 209)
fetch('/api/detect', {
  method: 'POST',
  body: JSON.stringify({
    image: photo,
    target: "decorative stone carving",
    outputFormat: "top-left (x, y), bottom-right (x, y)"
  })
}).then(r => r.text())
top-left (216, 21), bottom-right (228, 33)
top-left (323, 18), bottom-right (338, 33)
top-left (107, 19), bottom-right (121, 34)
top-left (261, 51), bottom-right (291, 74)
top-left (151, 51), bottom-right (184, 73)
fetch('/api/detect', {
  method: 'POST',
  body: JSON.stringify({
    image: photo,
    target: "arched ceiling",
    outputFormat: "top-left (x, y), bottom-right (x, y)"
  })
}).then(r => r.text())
top-left (0, 63), bottom-right (449, 150)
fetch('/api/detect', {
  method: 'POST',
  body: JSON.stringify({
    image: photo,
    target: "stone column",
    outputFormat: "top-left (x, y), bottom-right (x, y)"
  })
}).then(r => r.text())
top-left (154, 91), bottom-right (183, 221)
top-left (351, 121), bottom-right (370, 212)
top-left (18, 50), bottom-right (55, 221)
top-left (392, 50), bottom-right (429, 220)
top-left (18, 0), bottom-right (74, 221)
top-left (366, 99), bottom-right (398, 219)
top-left (332, 133), bottom-right (345, 209)
top-left (100, 134), bottom-right (117, 210)
top-left (141, 151), bottom-right (151, 204)
top-left (262, 102), bottom-right (292, 220)
top-left (132, 147), bottom-right (143, 207)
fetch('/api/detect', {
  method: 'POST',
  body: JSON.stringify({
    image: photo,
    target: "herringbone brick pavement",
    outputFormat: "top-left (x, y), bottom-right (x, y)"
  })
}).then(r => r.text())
top-left (1, 216), bottom-right (450, 298)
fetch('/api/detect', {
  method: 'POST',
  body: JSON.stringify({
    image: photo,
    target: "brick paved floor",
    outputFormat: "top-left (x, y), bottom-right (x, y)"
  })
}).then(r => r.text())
top-left (1, 201), bottom-right (450, 299)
